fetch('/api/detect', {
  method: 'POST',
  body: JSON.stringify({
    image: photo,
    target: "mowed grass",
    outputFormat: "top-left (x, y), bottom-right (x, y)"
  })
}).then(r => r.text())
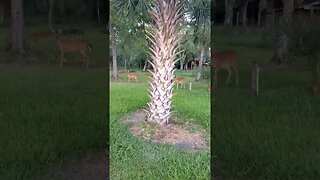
top-left (213, 27), bottom-right (320, 179)
top-left (0, 66), bottom-right (107, 179)
top-left (110, 70), bottom-right (210, 179)
top-left (0, 24), bottom-right (107, 179)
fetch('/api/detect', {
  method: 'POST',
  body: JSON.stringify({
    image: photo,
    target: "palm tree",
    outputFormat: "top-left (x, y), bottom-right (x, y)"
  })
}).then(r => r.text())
top-left (188, 0), bottom-right (210, 81)
top-left (145, 0), bottom-right (184, 125)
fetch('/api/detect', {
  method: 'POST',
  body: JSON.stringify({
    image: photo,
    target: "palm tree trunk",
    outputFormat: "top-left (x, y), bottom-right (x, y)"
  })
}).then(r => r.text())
top-left (110, 23), bottom-right (118, 79)
top-left (146, 0), bottom-right (182, 125)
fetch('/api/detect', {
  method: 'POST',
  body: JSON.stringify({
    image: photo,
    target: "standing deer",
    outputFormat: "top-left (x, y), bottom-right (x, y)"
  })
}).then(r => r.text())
top-left (175, 77), bottom-right (186, 89)
top-left (56, 38), bottom-right (92, 68)
top-left (127, 73), bottom-right (138, 82)
top-left (28, 31), bottom-right (54, 45)
top-left (212, 49), bottom-right (239, 88)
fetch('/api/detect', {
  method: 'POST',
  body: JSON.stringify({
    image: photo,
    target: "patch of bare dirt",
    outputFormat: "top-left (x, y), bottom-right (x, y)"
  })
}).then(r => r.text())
top-left (123, 110), bottom-right (210, 151)
top-left (35, 150), bottom-right (108, 180)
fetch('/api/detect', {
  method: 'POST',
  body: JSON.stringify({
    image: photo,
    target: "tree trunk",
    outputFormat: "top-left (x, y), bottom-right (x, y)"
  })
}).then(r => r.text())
top-left (146, 0), bottom-right (182, 125)
top-left (257, 9), bottom-right (262, 26)
top-left (10, 0), bottom-right (25, 54)
top-left (96, 0), bottom-right (101, 24)
top-left (48, 0), bottom-right (54, 32)
top-left (271, 0), bottom-right (294, 65)
top-left (236, 11), bottom-right (239, 27)
top-left (242, 0), bottom-right (249, 27)
top-left (196, 47), bottom-right (205, 81)
top-left (258, 0), bottom-right (266, 27)
top-left (143, 60), bottom-right (148, 71)
top-left (224, 0), bottom-right (234, 26)
top-left (110, 23), bottom-right (118, 79)
top-left (0, 3), bottom-right (4, 24)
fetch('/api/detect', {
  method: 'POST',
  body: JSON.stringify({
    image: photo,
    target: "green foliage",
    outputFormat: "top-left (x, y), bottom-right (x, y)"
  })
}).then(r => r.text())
top-left (202, 67), bottom-right (211, 80)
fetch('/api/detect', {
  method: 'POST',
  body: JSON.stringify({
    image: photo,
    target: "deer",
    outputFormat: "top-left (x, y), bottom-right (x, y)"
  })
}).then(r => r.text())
top-left (56, 38), bottom-right (92, 68)
top-left (127, 73), bottom-right (138, 82)
top-left (28, 31), bottom-right (54, 45)
top-left (212, 49), bottom-right (239, 88)
top-left (175, 77), bottom-right (186, 89)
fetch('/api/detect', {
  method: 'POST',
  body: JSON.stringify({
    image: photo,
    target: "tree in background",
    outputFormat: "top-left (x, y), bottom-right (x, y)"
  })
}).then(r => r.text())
top-left (188, 0), bottom-right (210, 81)
top-left (110, 1), bottom-right (118, 79)
top-left (224, 0), bottom-right (236, 26)
top-left (116, 0), bottom-right (152, 71)
top-left (10, 0), bottom-right (25, 54)
top-left (257, 0), bottom-right (267, 26)
top-left (270, 0), bottom-right (294, 65)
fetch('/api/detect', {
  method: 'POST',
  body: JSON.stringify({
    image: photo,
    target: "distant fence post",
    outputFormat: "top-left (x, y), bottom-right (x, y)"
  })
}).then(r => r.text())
top-left (252, 61), bottom-right (260, 96)
top-left (189, 81), bottom-right (192, 91)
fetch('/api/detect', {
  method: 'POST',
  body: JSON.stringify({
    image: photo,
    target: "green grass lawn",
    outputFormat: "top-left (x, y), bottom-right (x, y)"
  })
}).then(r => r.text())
top-left (0, 24), bottom-right (107, 179)
top-left (110, 71), bottom-right (210, 179)
top-left (213, 27), bottom-right (320, 179)
top-left (0, 66), bottom-right (107, 180)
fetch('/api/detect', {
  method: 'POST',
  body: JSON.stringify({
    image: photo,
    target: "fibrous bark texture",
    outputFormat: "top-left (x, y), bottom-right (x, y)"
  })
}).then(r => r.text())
top-left (146, 0), bottom-right (183, 125)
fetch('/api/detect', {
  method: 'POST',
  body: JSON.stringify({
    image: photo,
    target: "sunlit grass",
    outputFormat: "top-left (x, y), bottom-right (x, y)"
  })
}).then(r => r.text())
top-left (110, 70), bottom-right (210, 179)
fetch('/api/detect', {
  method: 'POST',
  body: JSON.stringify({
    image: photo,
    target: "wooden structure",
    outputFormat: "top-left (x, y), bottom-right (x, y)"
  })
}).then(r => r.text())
top-left (264, 0), bottom-right (320, 27)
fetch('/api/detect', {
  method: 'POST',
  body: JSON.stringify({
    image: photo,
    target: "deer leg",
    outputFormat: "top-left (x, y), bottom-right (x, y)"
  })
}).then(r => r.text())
top-left (233, 66), bottom-right (239, 87)
top-left (136, 77), bottom-right (138, 83)
top-left (226, 67), bottom-right (232, 86)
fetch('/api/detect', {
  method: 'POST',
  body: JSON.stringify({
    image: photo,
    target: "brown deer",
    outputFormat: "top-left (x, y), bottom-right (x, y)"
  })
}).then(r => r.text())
top-left (212, 49), bottom-right (239, 88)
top-left (56, 39), bottom-right (92, 68)
top-left (127, 73), bottom-right (138, 82)
top-left (175, 77), bottom-right (186, 89)
top-left (28, 31), bottom-right (54, 44)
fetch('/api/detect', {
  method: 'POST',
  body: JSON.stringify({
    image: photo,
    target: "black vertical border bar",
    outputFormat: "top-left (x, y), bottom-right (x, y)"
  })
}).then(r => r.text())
top-left (210, 0), bottom-right (214, 179)
top-left (106, 0), bottom-right (110, 179)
